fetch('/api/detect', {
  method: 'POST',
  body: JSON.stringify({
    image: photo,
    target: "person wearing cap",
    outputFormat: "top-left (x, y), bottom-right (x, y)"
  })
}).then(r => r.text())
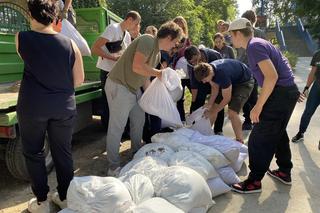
top-left (193, 59), bottom-right (254, 143)
top-left (237, 9), bottom-right (266, 131)
top-left (228, 18), bottom-right (302, 193)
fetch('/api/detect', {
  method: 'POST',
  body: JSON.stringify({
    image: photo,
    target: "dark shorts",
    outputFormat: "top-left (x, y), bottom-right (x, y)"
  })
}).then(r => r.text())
top-left (216, 78), bottom-right (254, 113)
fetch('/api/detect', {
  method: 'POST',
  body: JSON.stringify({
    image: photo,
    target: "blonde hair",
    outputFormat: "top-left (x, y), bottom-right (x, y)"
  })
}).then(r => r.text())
top-left (173, 16), bottom-right (188, 37)
top-left (145, 25), bottom-right (158, 36)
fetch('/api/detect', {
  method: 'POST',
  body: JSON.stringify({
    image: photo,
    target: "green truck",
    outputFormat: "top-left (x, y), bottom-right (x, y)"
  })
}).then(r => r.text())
top-left (0, 0), bottom-right (122, 180)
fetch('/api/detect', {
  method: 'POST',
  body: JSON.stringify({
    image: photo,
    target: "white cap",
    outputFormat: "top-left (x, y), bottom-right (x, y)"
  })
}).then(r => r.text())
top-left (228, 18), bottom-right (252, 31)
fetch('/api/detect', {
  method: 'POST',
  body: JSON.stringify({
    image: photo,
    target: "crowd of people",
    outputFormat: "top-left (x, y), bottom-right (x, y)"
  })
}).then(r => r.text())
top-left (14, 0), bottom-right (320, 212)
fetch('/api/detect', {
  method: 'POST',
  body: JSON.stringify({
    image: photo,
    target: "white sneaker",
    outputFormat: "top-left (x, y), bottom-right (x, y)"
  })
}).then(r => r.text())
top-left (108, 167), bottom-right (121, 177)
top-left (51, 192), bottom-right (67, 209)
top-left (27, 198), bottom-right (50, 213)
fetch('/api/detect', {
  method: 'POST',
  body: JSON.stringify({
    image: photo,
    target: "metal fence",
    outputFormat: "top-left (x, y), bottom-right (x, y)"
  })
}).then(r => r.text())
top-left (0, 2), bottom-right (30, 34)
top-left (73, 0), bottom-right (107, 9)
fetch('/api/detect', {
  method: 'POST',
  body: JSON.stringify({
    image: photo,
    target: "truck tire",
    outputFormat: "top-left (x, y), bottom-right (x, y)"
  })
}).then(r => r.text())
top-left (5, 133), bottom-right (54, 181)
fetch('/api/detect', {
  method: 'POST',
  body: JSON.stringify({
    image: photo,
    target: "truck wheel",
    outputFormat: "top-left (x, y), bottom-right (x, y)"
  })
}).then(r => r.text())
top-left (5, 133), bottom-right (54, 181)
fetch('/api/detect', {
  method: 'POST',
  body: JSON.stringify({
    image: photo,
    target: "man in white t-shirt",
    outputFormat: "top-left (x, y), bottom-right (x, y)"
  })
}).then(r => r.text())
top-left (91, 11), bottom-right (141, 131)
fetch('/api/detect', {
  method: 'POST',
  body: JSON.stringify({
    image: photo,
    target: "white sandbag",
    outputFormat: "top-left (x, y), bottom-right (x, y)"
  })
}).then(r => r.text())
top-left (153, 166), bottom-right (214, 212)
top-left (119, 156), bottom-right (167, 180)
top-left (207, 177), bottom-right (231, 197)
top-left (168, 151), bottom-right (218, 180)
top-left (150, 132), bottom-right (171, 143)
top-left (133, 197), bottom-right (184, 213)
top-left (217, 166), bottom-right (241, 185)
top-left (60, 19), bottom-right (91, 56)
top-left (231, 152), bottom-right (248, 173)
top-left (67, 176), bottom-right (132, 213)
top-left (188, 131), bottom-right (242, 163)
top-left (139, 78), bottom-right (182, 127)
top-left (174, 127), bottom-right (196, 138)
top-left (178, 142), bottom-right (229, 169)
top-left (189, 207), bottom-right (208, 213)
top-left (133, 143), bottom-right (175, 162)
top-left (58, 209), bottom-right (76, 213)
top-left (123, 174), bottom-right (154, 205)
top-left (154, 133), bottom-right (191, 151)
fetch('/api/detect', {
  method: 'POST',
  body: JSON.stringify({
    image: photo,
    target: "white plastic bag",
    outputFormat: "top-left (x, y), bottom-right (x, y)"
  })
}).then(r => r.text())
top-left (153, 166), bottom-right (214, 212)
top-left (207, 176), bottom-right (231, 197)
top-left (217, 166), bottom-right (241, 185)
top-left (186, 108), bottom-right (214, 135)
top-left (60, 19), bottom-right (91, 56)
top-left (133, 143), bottom-right (175, 162)
top-left (123, 174), bottom-right (154, 205)
top-left (178, 142), bottom-right (230, 169)
top-left (168, 151), bottom-right (218, 180)
top-left (161, 67), bottom-right (182, 91)
top-left (133, 197), bottom-right (184, 213)
top-left (139, 78), bottom-right (182, 126)
top-left (67, 176), bottom-right (132, 213)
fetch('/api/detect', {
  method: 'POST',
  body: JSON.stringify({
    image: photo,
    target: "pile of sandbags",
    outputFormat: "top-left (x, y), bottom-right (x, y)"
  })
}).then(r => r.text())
top-left (151, 128), bottom-right (248, 198)
top-left (62, 128), bottom-right (247, 213)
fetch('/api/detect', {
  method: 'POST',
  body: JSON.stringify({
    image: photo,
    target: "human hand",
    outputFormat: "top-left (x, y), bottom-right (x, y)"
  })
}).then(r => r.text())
top-left (203, 108), bottom-right (217, 125)
top-left (302, 87), bottom-right (309, 98)
top-left (202, 103), bottom-right (211, 110)
top-left (298, 92), bottom-right (306, 103)
top-left (250, 104), bottom-right (263, 123)
top-left (58, 9), bottom-right (68, 20)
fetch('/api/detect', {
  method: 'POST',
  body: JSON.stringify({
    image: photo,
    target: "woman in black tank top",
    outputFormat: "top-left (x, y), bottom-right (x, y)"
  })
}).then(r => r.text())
top-left (15, 1), bottom-right (84, 212)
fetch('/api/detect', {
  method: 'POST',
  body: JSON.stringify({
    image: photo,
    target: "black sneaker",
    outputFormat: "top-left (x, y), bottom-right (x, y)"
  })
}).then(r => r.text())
top-left (267, 169), bottom-right (292, 185)
top-left (291, 132), bottom-right (304, 143)
top-left (231, 179), bottom-right (262, 194)
top-left (242, 122), bottom-right (253, 130)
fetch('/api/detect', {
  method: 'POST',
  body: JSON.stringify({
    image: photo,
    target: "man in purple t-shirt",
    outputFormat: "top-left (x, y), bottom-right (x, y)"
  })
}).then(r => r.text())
top-left (227, 18), bottom-right (302, 194)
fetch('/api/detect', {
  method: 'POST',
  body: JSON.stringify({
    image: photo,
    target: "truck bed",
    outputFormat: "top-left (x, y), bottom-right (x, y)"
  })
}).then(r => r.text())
top-left (0, 82), bottom-right (18, 110)
top-left (0, 81), bottom-right (101, 111)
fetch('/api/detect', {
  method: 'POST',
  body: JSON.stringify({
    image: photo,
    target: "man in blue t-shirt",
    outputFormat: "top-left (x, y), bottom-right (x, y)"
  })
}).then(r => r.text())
top-left (184, 45), bottom-right (225, 135)
top-left (228, 18), bottom-right (301, 194)
top-left (193, 59), bottom-right (254, 143)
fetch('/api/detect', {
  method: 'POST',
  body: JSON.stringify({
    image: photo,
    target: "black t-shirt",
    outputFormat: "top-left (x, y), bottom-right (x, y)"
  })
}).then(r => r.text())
top-left (311, 50), bottom-right (320, 81)
top-left (210, 59), bottom-right (252, 89)
top-left (189, 48), bottom-right (222, 89)
top-left (17, 31), bottom-right (76, 116)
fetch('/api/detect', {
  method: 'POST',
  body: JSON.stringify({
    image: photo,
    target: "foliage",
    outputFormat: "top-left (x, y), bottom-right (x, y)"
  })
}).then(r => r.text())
top-left (252, 0), bottom-right (320, 39)
top-left (283, 51), bottom-right (298, 69)
top-left (106, 0), bottom-right (237, 46)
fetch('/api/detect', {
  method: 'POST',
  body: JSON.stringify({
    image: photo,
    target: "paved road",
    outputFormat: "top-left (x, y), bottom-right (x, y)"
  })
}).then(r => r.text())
top-left (0, 57), bottom-right (319, 213)
top-left (210, 57), bottom-right (320, 213)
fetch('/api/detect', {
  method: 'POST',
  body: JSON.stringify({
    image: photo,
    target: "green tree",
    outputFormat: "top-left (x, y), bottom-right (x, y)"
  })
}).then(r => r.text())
top-left (106, 0), bottom-right (237, 46)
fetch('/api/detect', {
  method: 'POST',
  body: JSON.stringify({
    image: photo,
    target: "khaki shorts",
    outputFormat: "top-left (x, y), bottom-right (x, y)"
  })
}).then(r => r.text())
top-left (215, 78), bottom-right (254, 113)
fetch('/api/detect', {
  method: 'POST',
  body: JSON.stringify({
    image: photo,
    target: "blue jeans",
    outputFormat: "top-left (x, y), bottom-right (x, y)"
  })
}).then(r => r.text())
top-left (299, 80), bottom-right (320, 133)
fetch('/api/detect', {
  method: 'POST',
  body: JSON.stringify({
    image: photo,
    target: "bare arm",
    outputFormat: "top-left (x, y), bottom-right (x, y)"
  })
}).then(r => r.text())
top-left (15, 32), bottom-right (21, 58)
top-left (211, 85), bottom-right (232, 113)
top-left (207, 82), bottom-right (220, 107)
top-left (250, 59), bottom-right (278, 123)
top-left (305, 66), bottom-right (317, 88)
top-left (63, 0), bottom-right (72, 11)
top-left (71, 40), bottom-right (85, 88)
top-left (191, 89), bottom-right (198, 102)
top-left (132, 52), bottom-right (162, 78)
top-left (91, 37), bottom-right (118, 61)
